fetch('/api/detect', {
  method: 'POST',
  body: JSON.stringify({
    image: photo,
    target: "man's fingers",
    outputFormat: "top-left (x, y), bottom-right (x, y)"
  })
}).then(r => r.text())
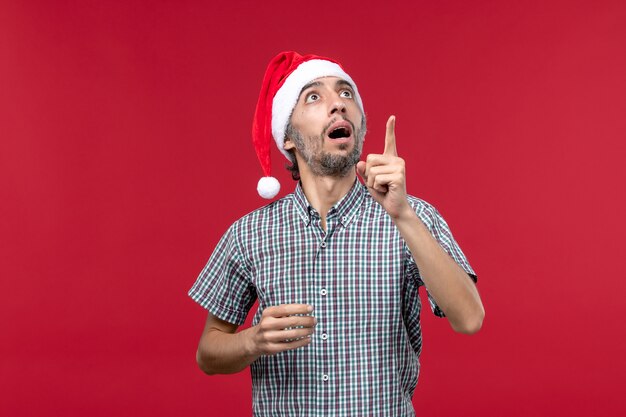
top-left (266, 336), bottom-right (312, 354)
top-left (257, 304), bottom-right (316, 356)
top-left (266, 326), bottom-right (315, 343)
top-left (383, 115), bottom-right (397, 156)
top-left (372, 173), bottom-right (396, 193)
top-left (364, 165), bottom-right (399, 189)
top-left (362, 155), bottom-right (401, 180)
top-left (264, 304), bottom-right (313, 318)
top-left (279, 315), bottom-right (317, 330)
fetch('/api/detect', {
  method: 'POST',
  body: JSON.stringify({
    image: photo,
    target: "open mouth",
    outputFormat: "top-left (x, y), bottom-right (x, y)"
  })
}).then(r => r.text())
top-left (328, 126), bottom-right (351, 139)
top-left (326, 121), bottom-right (353, 140)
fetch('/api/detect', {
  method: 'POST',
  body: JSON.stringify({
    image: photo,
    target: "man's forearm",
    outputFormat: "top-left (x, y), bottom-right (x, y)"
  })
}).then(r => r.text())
top-left (196, 305), bottom-right (316, 375)
top-left (196, 327), bottom-right (259, 375)
top-left (392, 206), bottom-right (485, 334)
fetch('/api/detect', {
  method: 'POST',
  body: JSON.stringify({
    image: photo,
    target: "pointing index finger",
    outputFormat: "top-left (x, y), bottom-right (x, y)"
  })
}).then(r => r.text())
top-left (384, 115), bottom-right (397, 156)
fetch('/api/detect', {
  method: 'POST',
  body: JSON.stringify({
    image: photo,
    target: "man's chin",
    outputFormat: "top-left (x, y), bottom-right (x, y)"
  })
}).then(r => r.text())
top-left (313, 152), bottom-right (360, 177)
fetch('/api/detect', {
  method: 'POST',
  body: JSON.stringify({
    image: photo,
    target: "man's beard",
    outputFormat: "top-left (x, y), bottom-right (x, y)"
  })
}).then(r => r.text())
top-left (287, 116), bottom-right (367, 178)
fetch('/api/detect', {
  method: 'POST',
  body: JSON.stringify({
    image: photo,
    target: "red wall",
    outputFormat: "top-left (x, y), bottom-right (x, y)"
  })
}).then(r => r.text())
top-left (2, 1), bottom-right (625, 416)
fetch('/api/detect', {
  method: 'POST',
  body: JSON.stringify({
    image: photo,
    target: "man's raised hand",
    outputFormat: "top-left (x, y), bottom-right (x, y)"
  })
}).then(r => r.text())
top-left (356, 115), bottom-right (411, 219)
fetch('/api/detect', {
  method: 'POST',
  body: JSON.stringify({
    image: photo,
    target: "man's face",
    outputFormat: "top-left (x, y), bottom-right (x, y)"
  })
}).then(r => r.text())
top-left (285, 76), bottom-right (366, 177)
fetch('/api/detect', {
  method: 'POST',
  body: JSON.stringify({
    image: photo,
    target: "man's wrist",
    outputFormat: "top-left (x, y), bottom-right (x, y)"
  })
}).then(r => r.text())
top-left (390, 201), bottom-right (415, 222)
top-left (239, 327), bottom-right (260, 360)
top-left (391, 203), bottom-right (432, 241)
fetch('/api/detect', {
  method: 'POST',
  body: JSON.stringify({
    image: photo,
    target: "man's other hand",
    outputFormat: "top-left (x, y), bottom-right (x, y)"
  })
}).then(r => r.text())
top-left (247, 304), bottom-right (316, 356)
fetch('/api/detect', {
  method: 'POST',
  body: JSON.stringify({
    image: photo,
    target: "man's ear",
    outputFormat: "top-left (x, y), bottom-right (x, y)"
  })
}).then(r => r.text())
top-left (283, 137), bottom-right (295, 151)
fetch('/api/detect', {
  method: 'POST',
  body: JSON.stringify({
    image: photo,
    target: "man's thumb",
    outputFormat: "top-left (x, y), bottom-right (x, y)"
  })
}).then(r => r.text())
top-left (356, 161), bottom-right (366, 179)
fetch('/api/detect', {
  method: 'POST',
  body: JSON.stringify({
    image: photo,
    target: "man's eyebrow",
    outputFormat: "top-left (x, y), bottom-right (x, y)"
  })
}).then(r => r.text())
top-left (299, 81), bottom-right (323, 97)
top-left (335, 79), bottom-right (354, 90)
top-left (297, 79), bottom-right (355, 99)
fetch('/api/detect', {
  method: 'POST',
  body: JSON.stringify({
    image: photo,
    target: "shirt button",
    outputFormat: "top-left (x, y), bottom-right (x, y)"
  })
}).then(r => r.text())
top-left (321, 333), bottom-right (328, 340)
top-left (320, 241), bottom-right (327, 248)
top-left (322, 374), bottom-right (329, 382)
top-left (342, 216), bottom-right (347, 222)
top-left (320, 288), bottom-right (327, 296)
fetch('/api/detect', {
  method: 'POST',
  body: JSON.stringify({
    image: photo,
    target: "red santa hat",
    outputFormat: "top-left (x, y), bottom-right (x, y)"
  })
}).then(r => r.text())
top-left (252, 51), bottom-right (364, 199)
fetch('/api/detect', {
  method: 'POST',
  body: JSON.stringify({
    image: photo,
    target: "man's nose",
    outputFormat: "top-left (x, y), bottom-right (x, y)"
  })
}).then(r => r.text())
top-left (329, 95), bottom-right (347, 115)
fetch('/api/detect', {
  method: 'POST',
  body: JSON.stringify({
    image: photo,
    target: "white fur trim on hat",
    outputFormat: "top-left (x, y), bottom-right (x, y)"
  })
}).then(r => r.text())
top-left (271, 59), bottom-right (364, 161)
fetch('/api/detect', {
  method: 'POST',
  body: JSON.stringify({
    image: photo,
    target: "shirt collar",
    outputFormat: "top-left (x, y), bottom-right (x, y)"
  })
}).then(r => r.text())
top-left (292, 179), bottom-right (365, 227)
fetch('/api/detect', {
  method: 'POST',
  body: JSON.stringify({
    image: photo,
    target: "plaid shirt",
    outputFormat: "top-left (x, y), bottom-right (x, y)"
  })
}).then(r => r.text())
top-left (189, 181), bottom-right (477, 417)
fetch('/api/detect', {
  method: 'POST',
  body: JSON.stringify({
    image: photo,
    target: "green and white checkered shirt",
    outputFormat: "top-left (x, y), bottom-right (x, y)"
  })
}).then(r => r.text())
top-left (189, 181), bottom-right (477, 417)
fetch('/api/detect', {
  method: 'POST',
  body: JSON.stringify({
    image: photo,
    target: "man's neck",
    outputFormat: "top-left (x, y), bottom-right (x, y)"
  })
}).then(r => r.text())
top-left (299, 169), bottom-right (357, 231)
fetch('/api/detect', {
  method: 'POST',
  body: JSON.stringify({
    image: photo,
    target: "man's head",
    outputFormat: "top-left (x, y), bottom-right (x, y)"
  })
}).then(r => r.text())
top-left (252, 52), bottom-right (365, 198)
top-left (284, 76), bottom-right (367, 179)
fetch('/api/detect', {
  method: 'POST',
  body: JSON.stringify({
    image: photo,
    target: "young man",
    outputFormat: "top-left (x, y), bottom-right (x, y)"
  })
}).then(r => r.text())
top-left (189, 51), bottom-right (484, 416)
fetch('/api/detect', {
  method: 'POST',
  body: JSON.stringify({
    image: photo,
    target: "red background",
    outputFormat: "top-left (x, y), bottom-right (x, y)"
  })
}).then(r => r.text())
top-left (2, 1), bottom-right (625, 416)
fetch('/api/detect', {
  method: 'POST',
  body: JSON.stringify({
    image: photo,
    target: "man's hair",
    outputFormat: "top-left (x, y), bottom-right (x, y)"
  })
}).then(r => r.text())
top-left (284, 123), bottom-right (301, 181)
top-left (285, 151), bottom-right (301, 181)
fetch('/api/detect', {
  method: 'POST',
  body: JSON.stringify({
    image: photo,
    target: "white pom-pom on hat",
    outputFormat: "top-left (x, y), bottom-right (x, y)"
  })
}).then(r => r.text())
top-left (257, 176), bottom-right (280, 199)
top-left (251, 51), bottom-right (364, 199)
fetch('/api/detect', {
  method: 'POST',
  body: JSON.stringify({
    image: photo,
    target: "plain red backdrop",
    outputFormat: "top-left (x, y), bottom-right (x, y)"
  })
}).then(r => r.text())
top-left (1, 1), bottom-right (625, 416)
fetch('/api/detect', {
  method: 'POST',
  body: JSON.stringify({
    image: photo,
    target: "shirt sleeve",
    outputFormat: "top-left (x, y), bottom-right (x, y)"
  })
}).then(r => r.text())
top-left (188, 223), bottom-right (257, 325)
top-left (404, 199), bottom-right (477, 318)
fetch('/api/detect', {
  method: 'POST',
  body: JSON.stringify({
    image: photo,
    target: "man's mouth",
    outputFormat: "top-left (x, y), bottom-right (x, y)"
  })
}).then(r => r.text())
top-left (326, 120), bottom-right (353, 140)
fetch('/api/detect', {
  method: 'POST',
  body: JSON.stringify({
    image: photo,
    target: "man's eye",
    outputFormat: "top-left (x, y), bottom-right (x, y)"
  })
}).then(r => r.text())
top-left (305, 93), bottom-right (319, 103)
top-left (340, 90), bottom-right (353, 98)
